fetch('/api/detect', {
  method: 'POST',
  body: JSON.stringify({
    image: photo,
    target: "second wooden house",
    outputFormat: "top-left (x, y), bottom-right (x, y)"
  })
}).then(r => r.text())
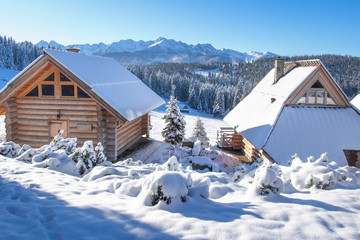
top-left (221, 58), bottom-right (360, 167)
top-left (0, 48), bottom-right (165, 162)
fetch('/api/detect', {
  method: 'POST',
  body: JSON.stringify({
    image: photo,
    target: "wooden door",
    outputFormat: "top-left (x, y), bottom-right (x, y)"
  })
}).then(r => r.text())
top-left (50, 119), bottom-right (69, 138)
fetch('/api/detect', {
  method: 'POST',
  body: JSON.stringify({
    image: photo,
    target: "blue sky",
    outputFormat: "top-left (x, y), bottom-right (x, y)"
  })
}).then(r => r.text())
top-left (1, 0), bottom-right (359, 56)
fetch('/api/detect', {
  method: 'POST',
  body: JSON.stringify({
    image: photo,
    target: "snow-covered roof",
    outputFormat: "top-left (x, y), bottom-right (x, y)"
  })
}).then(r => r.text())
top-left (224, 65), bottom-right (318, 149)
top-left (350, 94), bottom-right (360, 112)
top-left (263, 106), bottom-right (360, 166)
top-left (43, 49), bottom-right (164, 121)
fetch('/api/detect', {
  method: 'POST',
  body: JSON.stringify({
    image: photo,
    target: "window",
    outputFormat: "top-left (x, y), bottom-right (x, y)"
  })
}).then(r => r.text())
top-left (295, 80), bottom-right (336, 106)
top-left (44, 73), bottom-right (54, 81)
top-left (78, 87), bottom-right (91, 98)
top-left (61, 85), bottom-right (75, 96)
top-left (24, 71), bottom-right (91, 100)
top-left (60, 73), bottom-right (71, 82)
top-left (26, 86), bottom-right (39, 97)
top-left (42, 84), bottom-right (54, 96)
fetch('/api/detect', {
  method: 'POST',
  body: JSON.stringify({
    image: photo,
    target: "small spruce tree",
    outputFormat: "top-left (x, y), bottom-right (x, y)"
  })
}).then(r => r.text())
top-left (192, 117), bottom-right (209, 145)
top-left (162, 93), bottom-right (186, 145)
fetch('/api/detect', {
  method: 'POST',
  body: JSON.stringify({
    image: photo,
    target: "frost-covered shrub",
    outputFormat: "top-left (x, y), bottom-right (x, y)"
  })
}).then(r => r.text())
top-left (192, 140), bottom-right (201, 156)
top-left (192, 117), bottom-right (209, 146)
top-left (164, 156), bottom-right (180, 171)
top-left (70, 141), bottom-right (107, 175)
top-left (140, 171), bottom-right (192, 206)
top-left (50, 130), bottom-right (77, 154)
top-left (15, 147), bottom-right (45, 162)
top-left (282, 153), bottom-right (337, 190)
top-left (0, 141), bottom-right (21, 157)
top-left (252, 161), bottom-right (283, 195)
top-left (118, 158), bottom-right (143, 166)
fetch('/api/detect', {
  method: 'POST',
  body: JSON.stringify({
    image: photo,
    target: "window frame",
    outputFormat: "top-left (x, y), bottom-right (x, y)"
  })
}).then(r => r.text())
top-left (23, 70), bottom-right (92, 100)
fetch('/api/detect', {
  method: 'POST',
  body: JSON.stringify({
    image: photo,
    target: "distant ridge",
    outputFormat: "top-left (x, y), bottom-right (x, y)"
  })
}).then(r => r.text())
top-left (37, 37), bottom-right (277, 65)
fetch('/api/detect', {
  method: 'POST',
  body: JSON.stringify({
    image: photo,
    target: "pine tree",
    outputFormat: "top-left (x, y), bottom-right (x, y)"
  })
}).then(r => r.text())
top-left (192, 117), bottom-right (209, 145)
top-left (213, 89), bottom-right (225, 117)
top-left (162, 93), bottom-right (186, 145)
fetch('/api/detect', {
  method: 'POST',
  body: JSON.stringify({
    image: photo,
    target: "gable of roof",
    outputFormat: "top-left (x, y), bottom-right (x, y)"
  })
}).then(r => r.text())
top-left (0, 49), bottom-right (165, 121)
top-left (224, 64), bottom-right (318, 149)
top-left (224, 59), bottom-right (353, 152)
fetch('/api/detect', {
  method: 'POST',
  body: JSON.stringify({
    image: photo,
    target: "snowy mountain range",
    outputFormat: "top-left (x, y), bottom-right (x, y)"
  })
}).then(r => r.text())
top-left (37, 38), bottom-right (277, 65)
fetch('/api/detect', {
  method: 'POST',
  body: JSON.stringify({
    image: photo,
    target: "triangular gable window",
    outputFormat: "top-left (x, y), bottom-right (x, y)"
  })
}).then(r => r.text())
top-left (26, 86), bottom-right (39, 97)
top-left (43, 73), bottom-right (54, 81)
top-left (311, 80), bottom-right (323, 88)
top-left (295, 79), bottom-right (337, 106)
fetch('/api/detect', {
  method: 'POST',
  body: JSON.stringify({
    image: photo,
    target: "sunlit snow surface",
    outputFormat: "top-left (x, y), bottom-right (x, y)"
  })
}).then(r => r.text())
top-left (0, 108), bottom-right (360, 239)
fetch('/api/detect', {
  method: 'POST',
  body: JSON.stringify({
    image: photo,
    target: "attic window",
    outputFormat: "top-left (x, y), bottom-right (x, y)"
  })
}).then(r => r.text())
top-left (60, 73), bottom-right (71, 82)
top-left (44, 73), bottom-right (54, 81)
top-left (295, 80), bottom-right (337, 106)
top-left (26, 86), bottom-right (39, 97)
top-left (42, 84), bottom-right (54, 96)
top-left (311, 81), bottom-right (323, 88)
top-left (77, 87), bottom-right (91, 98)
top-left (61, 85), bottom-right (75, 96)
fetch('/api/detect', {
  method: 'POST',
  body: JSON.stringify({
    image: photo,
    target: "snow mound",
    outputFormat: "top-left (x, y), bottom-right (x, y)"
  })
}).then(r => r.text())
top-left (139, 171), bottom-right (191, 206)
top-left (191, 156), bottom-right (218, 172)
top-left (249, 161), bottom-right (283, 196)
top-left (281, 153), bottom-right (360, 190)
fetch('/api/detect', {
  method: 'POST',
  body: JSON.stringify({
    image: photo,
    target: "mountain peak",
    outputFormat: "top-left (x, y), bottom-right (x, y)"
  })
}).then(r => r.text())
top-left (36, 38), bottom-right (277, 65)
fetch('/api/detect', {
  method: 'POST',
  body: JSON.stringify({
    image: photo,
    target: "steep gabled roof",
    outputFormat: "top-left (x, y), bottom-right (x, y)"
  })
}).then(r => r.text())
top-left (0, 49), bottom-right (165, 121)
top-left (224, 63), bottom-right (318, 149)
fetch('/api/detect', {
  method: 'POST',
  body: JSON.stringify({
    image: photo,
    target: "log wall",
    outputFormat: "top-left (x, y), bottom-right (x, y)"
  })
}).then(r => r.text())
top-left (232, 132), bottom-right (262, 162)
top-left (116, 114), bottom-right (148, 156)
top-left (5, 98), bottom-right (99, 147)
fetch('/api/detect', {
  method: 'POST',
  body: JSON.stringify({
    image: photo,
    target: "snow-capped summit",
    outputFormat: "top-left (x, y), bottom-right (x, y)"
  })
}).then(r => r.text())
top-left (37, 38), bottom-right (277, 65)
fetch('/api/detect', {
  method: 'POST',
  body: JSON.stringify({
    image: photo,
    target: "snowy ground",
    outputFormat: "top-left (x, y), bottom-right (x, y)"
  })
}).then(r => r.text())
top-left (0, 107), bottom-right (360, 240)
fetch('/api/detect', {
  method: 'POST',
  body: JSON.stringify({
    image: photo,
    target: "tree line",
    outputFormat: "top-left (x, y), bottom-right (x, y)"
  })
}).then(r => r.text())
top-left (128, 55), bottom-right (360, 116)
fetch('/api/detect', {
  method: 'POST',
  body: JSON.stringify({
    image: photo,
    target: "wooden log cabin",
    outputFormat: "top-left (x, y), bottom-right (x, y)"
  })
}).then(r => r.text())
top-left (220, 58), bottom-right (360, 167)
top-left (0, 48), bottom-right (164, 162)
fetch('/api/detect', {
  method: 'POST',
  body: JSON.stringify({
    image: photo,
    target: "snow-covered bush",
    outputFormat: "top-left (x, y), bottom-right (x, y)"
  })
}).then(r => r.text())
top-left (50, 130), bottom-right (77, 154)
top-left (251, 161), bottom-right (283, 195)
top-left (281, 153), bottom-right (337, 190)
top-left (118, 158), bottom-right (143, 166)
top-left (140, 171), bottom-right (192, 206)
top-left (1, 131), bottom-right (108, 176)
top-left (161, 95), bottom-right (186, 145)
top-left (192, 117), bottom-right (209, 146)
top-left (164, 156), bottom-right (180, 171)
top-left (70, 141), bottom-right (107, 175)
top-left (192, 140), bottom-right (201, 156)
top-left (0, 141), bottom-right (21, 157)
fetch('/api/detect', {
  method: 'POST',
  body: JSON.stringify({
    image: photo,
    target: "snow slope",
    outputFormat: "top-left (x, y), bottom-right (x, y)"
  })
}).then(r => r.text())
top-left (1, 150), bottom-right (359, 239)
top-left (0, 107), bottom-right (360, 239)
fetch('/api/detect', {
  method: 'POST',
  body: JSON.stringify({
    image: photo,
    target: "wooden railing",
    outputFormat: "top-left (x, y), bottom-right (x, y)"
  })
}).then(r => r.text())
top-left (217, 127), bottom-right (235, 148)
